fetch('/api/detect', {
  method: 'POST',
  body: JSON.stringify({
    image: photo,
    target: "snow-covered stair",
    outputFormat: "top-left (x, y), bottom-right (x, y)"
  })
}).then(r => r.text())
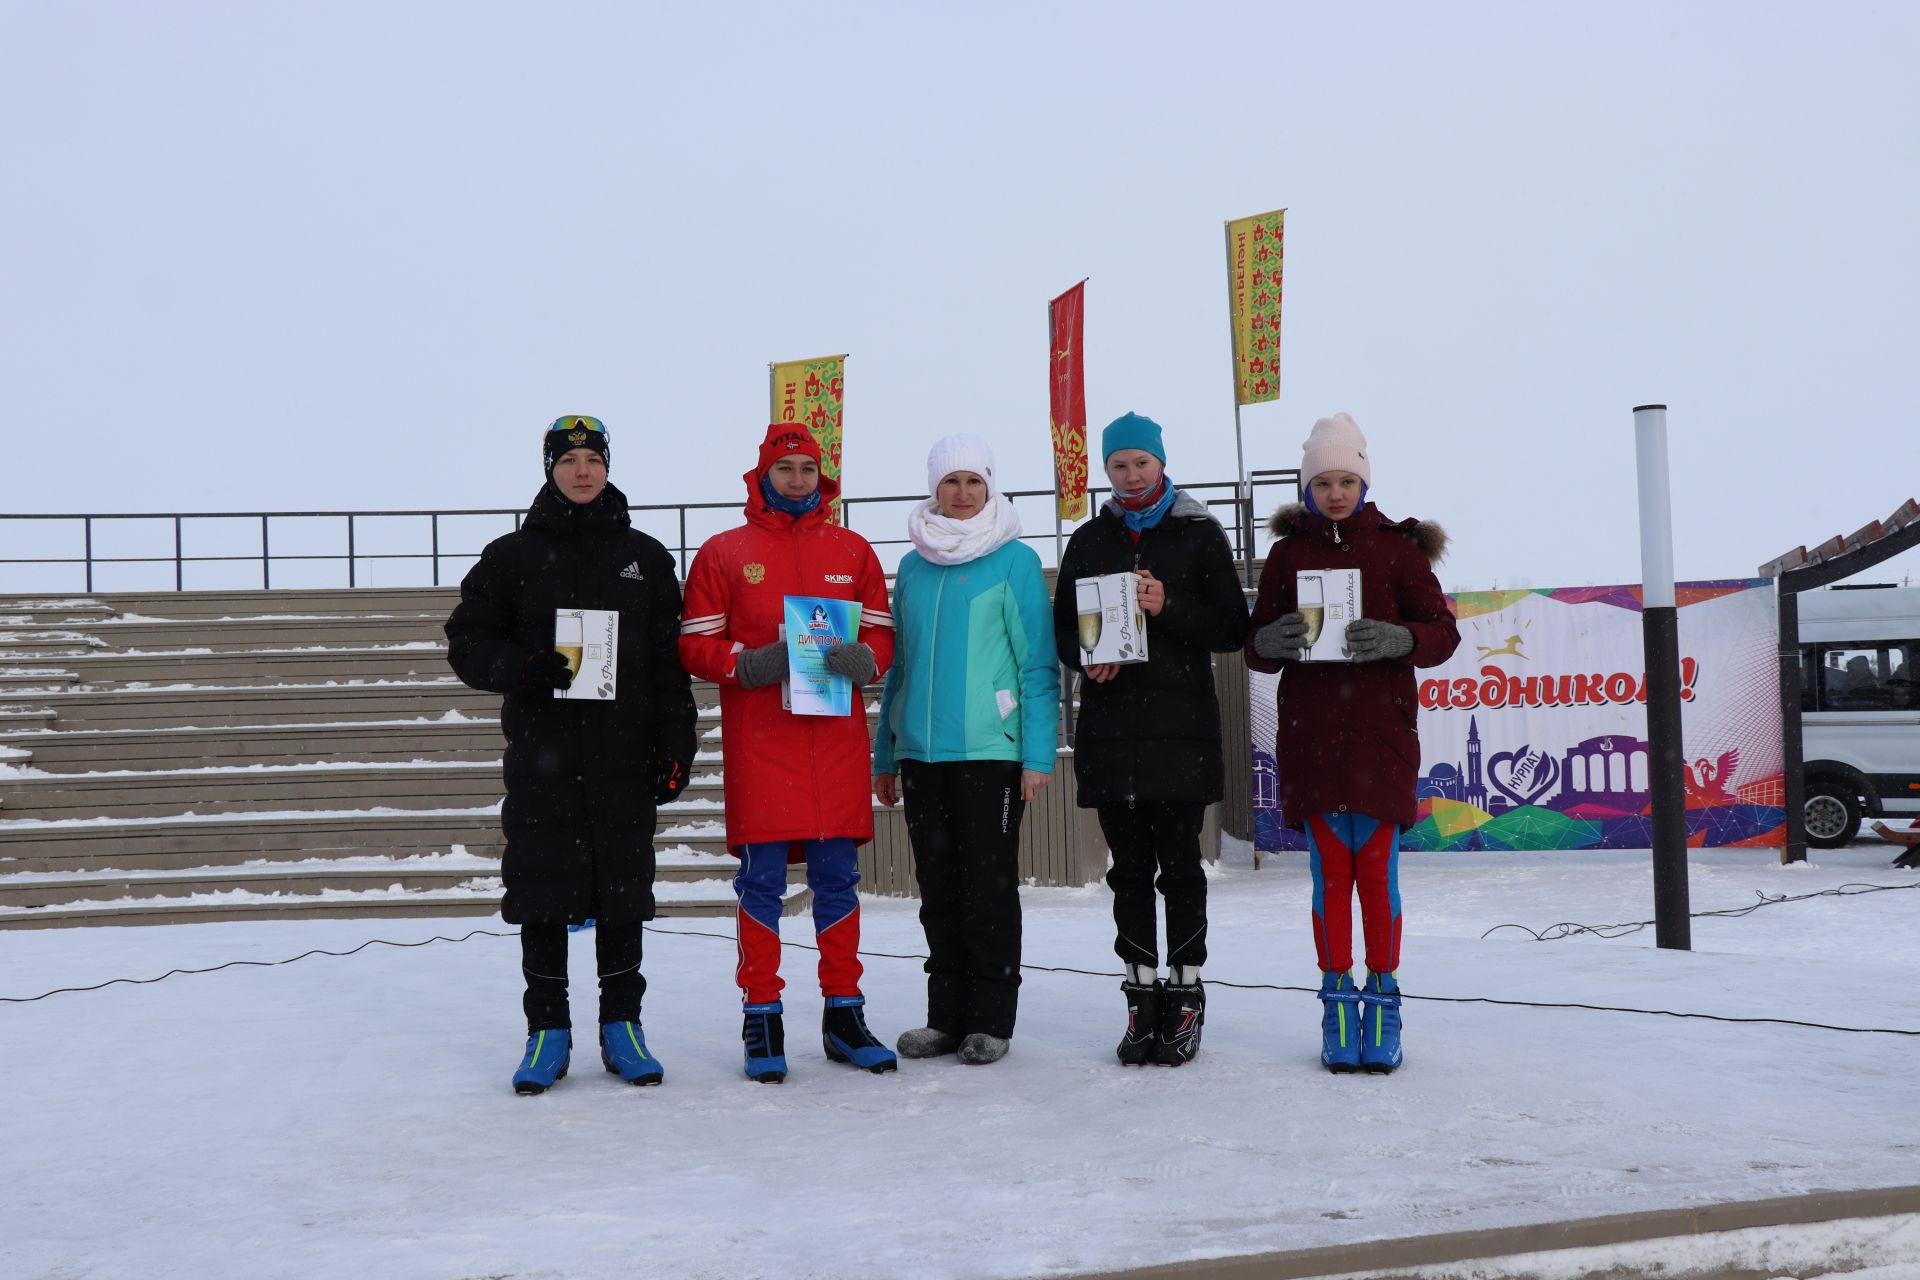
top-left (0, 588), bottom-right (805, 929)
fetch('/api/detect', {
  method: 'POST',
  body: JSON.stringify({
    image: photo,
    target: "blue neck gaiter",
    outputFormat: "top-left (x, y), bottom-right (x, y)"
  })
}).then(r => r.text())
top-left (760, 473), bottom-right (824, 518)
top-left (1117, 475), bottom-right (1178, 533)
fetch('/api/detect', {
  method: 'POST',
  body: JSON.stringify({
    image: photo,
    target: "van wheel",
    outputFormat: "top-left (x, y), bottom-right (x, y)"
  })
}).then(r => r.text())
top-left (1803, 777), bottom-right (1862, 848)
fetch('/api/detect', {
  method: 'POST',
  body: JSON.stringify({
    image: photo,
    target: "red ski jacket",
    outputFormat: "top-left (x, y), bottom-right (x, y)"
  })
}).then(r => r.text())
top-left (679, 468), bottom-right (894, 855)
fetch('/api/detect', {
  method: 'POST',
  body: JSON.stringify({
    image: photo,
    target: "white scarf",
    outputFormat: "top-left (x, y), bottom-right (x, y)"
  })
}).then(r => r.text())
top-left (906, 493), bottom-right (1024, 566)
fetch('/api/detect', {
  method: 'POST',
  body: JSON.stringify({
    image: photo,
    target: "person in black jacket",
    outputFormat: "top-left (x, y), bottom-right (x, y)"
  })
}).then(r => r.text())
top-left (445, 415), bottom-right (697, 1095)
top-left (1054, 412), bottom-right (1251, 1068)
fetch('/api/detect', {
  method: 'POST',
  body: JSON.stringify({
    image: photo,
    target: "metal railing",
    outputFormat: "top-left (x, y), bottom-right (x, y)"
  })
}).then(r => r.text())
top-left (0, 473), bottom-right (1301, 593)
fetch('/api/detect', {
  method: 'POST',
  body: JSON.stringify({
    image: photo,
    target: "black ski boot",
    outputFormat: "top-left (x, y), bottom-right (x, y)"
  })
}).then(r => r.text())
top-left (742, 1001), bottom-right (787, 1083)
top-left (1156, 980), bottom-right (1205, 1066)
top-left (1116, 979), bottom-right (1164, 1066)
top-left (821, 995), bottom-right (898, 1073)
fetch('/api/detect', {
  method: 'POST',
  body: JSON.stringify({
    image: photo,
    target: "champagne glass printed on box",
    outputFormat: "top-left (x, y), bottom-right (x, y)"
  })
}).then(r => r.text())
top-left (1075, 579), bottom-right (1104, 658)
top-left (555, 611), bottom-right (585, 680)
top-left (1298, 574), bottom-right (1325, 649)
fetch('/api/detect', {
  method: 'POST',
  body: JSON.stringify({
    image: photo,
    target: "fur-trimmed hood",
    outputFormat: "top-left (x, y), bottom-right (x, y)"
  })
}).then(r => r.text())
top-left (1267, 502), bottom-right (1448, 561)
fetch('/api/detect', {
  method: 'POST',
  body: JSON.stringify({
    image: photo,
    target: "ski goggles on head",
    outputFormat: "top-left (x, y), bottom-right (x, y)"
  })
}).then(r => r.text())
top-left (547, 414), bottom-right (608, 440)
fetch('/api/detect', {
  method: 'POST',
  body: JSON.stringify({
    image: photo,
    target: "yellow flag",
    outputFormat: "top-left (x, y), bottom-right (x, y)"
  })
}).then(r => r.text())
top-left (769, 355), bottom-right (847, 523)
top-left (1226, 209), bottom-right (1284, 405)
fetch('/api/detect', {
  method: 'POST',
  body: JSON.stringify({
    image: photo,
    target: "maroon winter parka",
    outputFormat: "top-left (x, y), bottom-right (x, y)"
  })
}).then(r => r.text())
top-left (1246, 503), bottom-right (1460, 830)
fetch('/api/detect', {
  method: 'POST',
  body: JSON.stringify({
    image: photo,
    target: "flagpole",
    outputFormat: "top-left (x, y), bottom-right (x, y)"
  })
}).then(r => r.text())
top-left (1225, 221), bottom-right (1253, 588)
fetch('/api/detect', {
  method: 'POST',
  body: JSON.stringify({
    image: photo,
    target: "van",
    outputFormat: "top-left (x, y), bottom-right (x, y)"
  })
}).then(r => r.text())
top-left (1798, 584), bottom-right (1920, 846)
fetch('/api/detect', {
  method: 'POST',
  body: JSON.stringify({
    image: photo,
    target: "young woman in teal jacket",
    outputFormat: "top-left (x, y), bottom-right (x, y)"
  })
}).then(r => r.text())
top-left (872, 435), bottom-right (1059, 1065)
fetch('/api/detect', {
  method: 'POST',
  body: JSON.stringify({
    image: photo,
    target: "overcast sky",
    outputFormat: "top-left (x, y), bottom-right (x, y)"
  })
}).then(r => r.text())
top-left (3, 2), bottom-right (1916, 592)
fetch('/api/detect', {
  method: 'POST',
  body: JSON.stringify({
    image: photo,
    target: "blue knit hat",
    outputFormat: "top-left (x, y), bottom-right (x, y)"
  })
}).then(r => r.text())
top-left (1101, 412), bottom-right (1166, 463)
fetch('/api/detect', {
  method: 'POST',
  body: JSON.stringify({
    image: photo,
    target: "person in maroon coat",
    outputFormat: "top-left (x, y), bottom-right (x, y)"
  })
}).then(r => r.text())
top-left (1246, 413), bottom-right (1460, 1075)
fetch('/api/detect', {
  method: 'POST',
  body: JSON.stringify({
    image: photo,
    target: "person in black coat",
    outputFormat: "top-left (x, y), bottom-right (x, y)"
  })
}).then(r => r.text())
top-left (445, 415), bottom-right (697, 1094)
top-left (1053, 412), bottom-right (1251, 1068)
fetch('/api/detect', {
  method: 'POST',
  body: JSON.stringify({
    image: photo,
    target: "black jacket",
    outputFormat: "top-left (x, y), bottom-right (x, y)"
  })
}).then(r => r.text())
top-left (1053, 495), bottom-right (1252, 807)
top-left (445, 481), bottom-right (697, 924)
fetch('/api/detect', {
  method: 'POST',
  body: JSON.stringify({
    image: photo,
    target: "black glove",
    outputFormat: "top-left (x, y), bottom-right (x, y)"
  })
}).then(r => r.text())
top-left (520, 649), bottom-right (575, 692)
top-left (651, 756), bottom-right (689, 805)
top-left (1252, 612), bottom-right (1311, 660)
top-left (1345, 618), bottom-right (1415, 663)
top-left (734, 641), bottom-right (789, 690)
top-left (823, 640), bottom-right (876, 686)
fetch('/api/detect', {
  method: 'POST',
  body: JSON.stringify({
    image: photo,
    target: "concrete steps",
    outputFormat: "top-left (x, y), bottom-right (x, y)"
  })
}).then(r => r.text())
top-left (0, 588), bottom-right (757, 928)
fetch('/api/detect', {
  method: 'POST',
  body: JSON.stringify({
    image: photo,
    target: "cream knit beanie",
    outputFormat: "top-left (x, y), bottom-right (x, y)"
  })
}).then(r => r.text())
top-left (925, 433), bottom-right (997, 499)
top-left (1300, 412), bottom-right (1371, 486)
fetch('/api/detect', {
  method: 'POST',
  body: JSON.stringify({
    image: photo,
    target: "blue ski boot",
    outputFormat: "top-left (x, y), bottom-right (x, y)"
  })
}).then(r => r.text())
top-left (822, 995), bottom-right (898, 1074)
top-left (512, 1027), bottom-right (571, 1095)
top-left (743, 1001), bottom-right (788, 1083)
top-left (1318, 972), bottom-right (1362, 1074)
top-left (1359, 971), bottom-right (1403, 1074)
top-left (600, 1021), bottom-right (664, 1086)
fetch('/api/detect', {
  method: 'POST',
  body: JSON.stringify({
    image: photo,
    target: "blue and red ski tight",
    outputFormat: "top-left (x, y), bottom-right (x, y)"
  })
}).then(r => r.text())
top-left (1304, 813), bottom-right (1402, 976)
top-left (734, 837), bottom-right (863, 1004)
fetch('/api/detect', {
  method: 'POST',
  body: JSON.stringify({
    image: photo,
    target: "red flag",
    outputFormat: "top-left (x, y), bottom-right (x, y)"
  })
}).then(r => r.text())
top-left (1049, 282), bottom-right (1088, 521)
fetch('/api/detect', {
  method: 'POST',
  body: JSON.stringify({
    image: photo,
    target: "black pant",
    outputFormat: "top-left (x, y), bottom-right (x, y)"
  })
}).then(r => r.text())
top-left (520, 921), bottom-right (645, 1031)
top-left (1098, 800), bottom-right (1208, 969)
top-left (901, 759), bottom-right (1025, 1040)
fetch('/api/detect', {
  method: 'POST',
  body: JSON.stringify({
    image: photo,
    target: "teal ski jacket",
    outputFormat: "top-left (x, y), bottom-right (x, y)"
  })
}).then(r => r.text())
top-left (873, 540), bottom-right (1059, 775)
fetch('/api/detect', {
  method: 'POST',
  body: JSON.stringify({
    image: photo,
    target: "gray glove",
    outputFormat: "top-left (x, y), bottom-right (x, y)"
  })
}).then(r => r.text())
top-left (824, 640), bottom-right (877, 686)
top-left (734, 641), bottom-right (789, 690)
top-left (1345, 618), bottom-right (1415, 663)
top-left (1252, 612), bottom-right (1311, 661)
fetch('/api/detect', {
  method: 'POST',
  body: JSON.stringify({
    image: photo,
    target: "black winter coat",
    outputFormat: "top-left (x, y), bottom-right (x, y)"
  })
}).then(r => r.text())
top-left (445, 482), bottom-right (697, 924)
top-left (1053, 495), bottom-right (1253, 807)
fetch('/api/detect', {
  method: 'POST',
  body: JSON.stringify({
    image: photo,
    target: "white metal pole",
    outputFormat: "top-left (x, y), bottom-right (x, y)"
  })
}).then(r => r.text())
top-left (1634, 405), bottom-right (1677, 609)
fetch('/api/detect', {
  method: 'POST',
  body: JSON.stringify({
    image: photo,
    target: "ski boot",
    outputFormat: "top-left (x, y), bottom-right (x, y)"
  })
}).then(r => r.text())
top-left (743, 1001), bottom-right (788, 1083)
top-left (822, 995), bottom-right (898, 1073)
top-left (1318, 971), bottom-right (1362, 1074)
top-left (1156, 975), bottom-right (1205, 1066)
top-left (600, 1021), bottom-right (664, 1086)
top-left (1116, 975), bottom-right (1164, 1066)
top-left (895, 1026), bottom-right (962, 1059)
top-left (958, 1033), bottom-right (1010, 1065)
top-left (1358, 971), bottom-right (1403, 1074)
top-left (512, 1027), bottom-right (571, 1095)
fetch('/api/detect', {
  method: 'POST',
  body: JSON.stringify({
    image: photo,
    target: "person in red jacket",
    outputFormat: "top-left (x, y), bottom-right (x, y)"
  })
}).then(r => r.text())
top-left (1245, 413), bottom-right (1460, 1075)
top-left (679, 423), bottom-right (899, 1082)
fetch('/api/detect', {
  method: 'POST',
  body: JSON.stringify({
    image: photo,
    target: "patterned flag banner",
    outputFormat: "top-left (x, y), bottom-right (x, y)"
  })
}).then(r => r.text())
top-left (1226, 208), bottom-right (1285, 405)
top-left (1049, 282), bottom-right (1088, 522)
top-left (1251, 580), bottom-right (1786, 854)
top-left (769, 354), bottom-right (847, 523)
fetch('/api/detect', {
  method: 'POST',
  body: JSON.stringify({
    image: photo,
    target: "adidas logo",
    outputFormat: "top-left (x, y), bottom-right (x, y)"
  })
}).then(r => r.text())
top-left (618, 562), bottom-right (643, 581)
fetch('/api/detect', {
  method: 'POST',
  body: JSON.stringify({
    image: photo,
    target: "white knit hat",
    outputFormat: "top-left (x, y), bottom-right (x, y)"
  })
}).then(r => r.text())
top-left (925, 433), bottom-right (997, 499)
top-left (1300, 412), bottom-right (1371, 486)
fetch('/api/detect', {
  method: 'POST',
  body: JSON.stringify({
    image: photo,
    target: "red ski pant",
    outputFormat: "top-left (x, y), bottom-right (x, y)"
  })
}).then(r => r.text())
top-left (1304, 813), bottom-right (1402, 976)
top-left (734, 837), bottom-right (863, 1004)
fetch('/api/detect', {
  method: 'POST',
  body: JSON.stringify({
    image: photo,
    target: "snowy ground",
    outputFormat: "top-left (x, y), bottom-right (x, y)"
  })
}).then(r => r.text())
top-left (3, 838), bottom-right (1918, 1280)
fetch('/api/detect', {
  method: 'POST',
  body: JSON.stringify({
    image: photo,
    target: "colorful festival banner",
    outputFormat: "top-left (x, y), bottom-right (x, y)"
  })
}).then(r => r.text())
top-left (770, 354), bottom-right (847, 524)
top-left (1251, 579), bottom-right (1786, 853)
top-left (1226, 208), bottom-right (1284, 405)
top-left (1049, 281), bottom-right (1088, 521)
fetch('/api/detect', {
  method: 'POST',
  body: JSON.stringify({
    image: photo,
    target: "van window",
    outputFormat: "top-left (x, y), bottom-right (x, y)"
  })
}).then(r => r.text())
top-left (1807, 642), bottom-right (1920, 711)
